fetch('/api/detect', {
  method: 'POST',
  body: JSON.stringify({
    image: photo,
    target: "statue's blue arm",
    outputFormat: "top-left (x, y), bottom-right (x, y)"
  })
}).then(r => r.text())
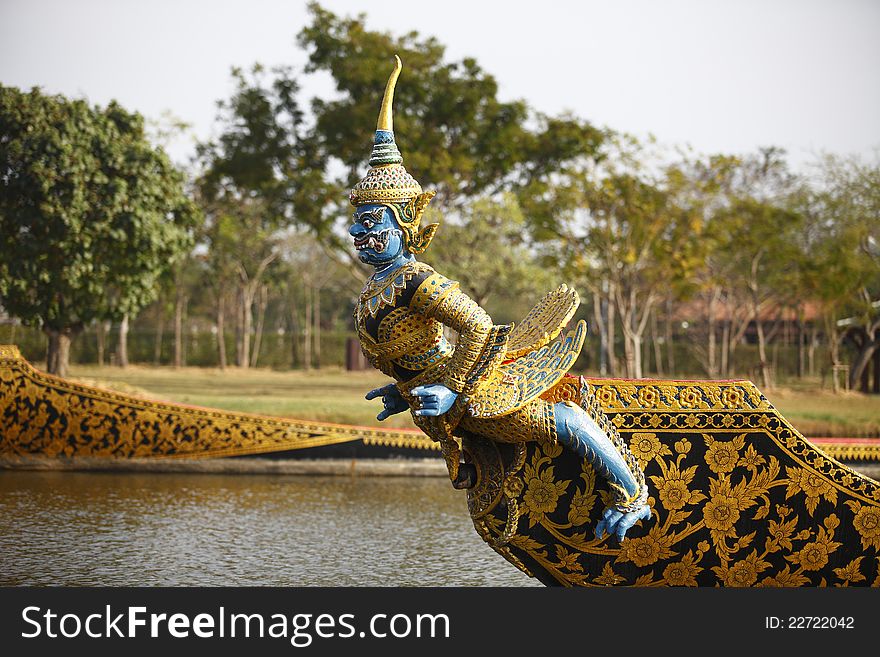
top-left (409, 384), bottom-right (458, 417)
top-left (366, 383), bottom-right (410, 421)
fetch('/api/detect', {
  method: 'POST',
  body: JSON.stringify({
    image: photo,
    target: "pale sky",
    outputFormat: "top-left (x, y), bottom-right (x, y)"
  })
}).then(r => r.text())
top-left (1, 0), bottom-right (878, 170)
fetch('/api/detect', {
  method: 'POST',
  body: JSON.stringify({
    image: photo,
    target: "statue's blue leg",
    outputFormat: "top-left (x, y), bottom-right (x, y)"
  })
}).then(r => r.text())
top-left (553, 401), bottom-right (639, 499)
top-left (553, 401), bottom-right (650, 540)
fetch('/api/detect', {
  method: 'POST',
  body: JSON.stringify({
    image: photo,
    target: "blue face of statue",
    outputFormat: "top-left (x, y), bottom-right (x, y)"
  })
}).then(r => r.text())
top-left (349, 203), bottom-right (410, 273)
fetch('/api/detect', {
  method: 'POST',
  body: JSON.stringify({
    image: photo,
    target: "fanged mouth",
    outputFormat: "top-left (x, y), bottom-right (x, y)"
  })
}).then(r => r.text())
top-left (354, 228), bottom-right (393, 253)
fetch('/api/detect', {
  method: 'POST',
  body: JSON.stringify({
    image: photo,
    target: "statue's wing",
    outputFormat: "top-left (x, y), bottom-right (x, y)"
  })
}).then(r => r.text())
top-left (466, 320), bottom-right (587, 418)
top-left (505, 284), bottom-right (580, 359)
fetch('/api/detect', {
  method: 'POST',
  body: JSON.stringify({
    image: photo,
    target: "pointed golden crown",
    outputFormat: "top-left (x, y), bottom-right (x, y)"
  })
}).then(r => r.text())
top-left (349, 55), bottom-right (437, 254)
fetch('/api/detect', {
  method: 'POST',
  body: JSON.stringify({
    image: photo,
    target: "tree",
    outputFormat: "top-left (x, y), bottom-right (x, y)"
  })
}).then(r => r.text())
top-left (199, 194), bottom-right (280, 369)
top-left (662, 154), bottom-right (740, 378)
top-left (194, 3), bottom-right (605, 308)
top-left (297, 3), bottom-right (603, 211)
top-left (806, 154), bottom-right (880, 391)
top-left (196, 64), bottom-right (338, 367)
top-left (426, 194), bottom-right (553, 322)
top-left (0, 86), bottom-right (198, 376)
top-left (707, 149), bottom-right (803, 388)
top-left (538, 136), bottom-right (705, 378)
top-left (279, 230), bottom-right (360, 370)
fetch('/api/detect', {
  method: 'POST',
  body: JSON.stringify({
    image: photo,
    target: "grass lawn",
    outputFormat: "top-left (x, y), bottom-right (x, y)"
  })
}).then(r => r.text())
top-left (65, 365), bottom-right (880, 438)
top-left (759, 387), bottom-right (880, 438)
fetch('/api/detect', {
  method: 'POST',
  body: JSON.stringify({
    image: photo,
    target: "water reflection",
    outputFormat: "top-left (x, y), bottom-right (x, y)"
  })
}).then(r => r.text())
top-left (0, 471), bottom-right (539, 587)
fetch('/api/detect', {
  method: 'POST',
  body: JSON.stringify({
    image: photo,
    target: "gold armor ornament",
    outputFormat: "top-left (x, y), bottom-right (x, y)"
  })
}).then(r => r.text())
top-left (350, 56), bottom-right (646, 517)
top-left (355, 262), bottom-right (587, 481)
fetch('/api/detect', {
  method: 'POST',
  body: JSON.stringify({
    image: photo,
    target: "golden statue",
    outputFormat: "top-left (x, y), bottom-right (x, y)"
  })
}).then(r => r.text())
top-left (350, 56), bottom-right (651, 542)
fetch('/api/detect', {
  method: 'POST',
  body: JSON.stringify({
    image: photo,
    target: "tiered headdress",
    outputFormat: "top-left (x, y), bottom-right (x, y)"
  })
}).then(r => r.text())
top-left (349, 56), bottom-right (438, 254)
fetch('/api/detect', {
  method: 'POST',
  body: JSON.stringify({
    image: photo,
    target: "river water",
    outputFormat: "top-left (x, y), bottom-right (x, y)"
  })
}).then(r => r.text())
top-left (0, 471), bottom-right (539, 587)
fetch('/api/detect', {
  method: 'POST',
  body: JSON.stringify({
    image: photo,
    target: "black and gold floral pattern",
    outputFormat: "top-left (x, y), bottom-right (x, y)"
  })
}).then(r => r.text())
top-left (0, 346), bottom-right (423, 459)
top-left (465, 376), bottom-right (880, 587)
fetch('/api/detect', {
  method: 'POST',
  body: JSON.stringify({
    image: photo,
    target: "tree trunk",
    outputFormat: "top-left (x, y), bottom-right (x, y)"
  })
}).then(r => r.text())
top-left (849, 333), bottom-right (879, 392)
top-left (807, 325), bottom-right (818, 377)
top-left (303, 285), bottom-right (313, 371)
top-left (727, 312), bottom-right (752, 379)
top-left (289, 281), bottom-right (300, 369)
top-left (216, 291), bottom-right (227, 370)
top-left (755, 316), bottom-right (771, 389)
top-left (238, 283), bottom-right (254, 369)
top-left (826, 314), bottom-right (841, 393)
top-left (621, 313), bottom-right (635, 378)
top-left (234, 287), bottom-right (244, 368)
top-left (665, 294), bottom-right (675, 377)
top-left (747, 251), bottom-right (769, 388)
top-left (235, 255), bottom-right (276, 369)
top-left (153, 312), bottom-right (164, 366)
top-left (45, 327), bottom-right (77, 378)
top-left (96, 320), bottom-right (106, 367)
top-left (118, 314), bottom-right (129, 368)
top-left (627, 289), bottom-right (642, 379)
top-left (250, 284), bottom-right (268, 368)
top-left (632, 333), bottom-right (643, 379)
top-left (796, 308), bottom-right (805, 379)
top-left (313, 284), bottom-right (321, 369)
top-left (607, 291), bottom-right (617, 376)
top-left (592, 290), bottom-right (608, 376)
top-left (174, 293), bottom-right (186, 368)
top-left (873, 346), bottom-right (880, 394)
top-left (615, 287), bottom-right (654, 380)
top-left (706, 288), bottom-right (720, 378)
top-left (721, 321), bottom-right (730, 378)
top-left (651, 307), bottom-right (664, 377)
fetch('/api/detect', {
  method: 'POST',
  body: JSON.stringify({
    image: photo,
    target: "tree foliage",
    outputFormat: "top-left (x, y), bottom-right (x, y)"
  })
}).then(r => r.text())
top-left (297, 2), bottom-right (603, 208)
top-left (426, 193), bottom-right (553, 323)
top-left (0, 85), bottom-right (198, 375)
top-left (807, 154), bottom-right (880, 389)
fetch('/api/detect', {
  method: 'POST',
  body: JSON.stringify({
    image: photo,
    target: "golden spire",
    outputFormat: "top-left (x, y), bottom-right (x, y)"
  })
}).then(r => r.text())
top-left (351, 53), bottom-right (438, 252)
top-left (377, 55), bottom-right (402, 132)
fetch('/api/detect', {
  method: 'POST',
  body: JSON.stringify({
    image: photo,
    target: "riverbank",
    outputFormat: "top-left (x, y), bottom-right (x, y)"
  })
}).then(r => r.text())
top-left (2, 455), bottom-right (877, 481)
top-left (0, 455), bottom-right (448, 476)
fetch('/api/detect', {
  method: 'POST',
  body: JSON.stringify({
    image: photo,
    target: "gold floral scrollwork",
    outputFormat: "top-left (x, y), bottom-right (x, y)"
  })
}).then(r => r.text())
top-left (662, 549), bottom-right (704, 586)
top-left (629, 432), bottom-right (672, 468)
top-left (503, 475), bottom-right (524, 498)
top-left (521, 441), bottom-right (569, 529)
top-left (467, 376), bottom-right (880, 587)
top-left (616, 527), bottom-right (676, 568)
top-left (833, 557), bottom-right (867, 586)
top-left (844, 500), bottom-right (880, 551)
top-left (715, 550), bottom-right (772, 587)
top-left (786, 465), bottom-right (838, 516)
top-left (0, 349), bottom-right (427, 459)
top-left (703, 432), bottom-right (745, 474)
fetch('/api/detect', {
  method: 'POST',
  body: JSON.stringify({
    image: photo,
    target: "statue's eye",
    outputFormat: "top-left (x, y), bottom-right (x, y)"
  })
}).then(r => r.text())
top-left (362, 218), bottom-right (374, 229)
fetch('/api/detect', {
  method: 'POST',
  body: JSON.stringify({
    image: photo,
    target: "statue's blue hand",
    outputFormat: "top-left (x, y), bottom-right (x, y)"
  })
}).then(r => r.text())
top-left (366, 383), bottom-right (409, 421)
top-left (595, 504), bottom-right (652, 542)
top-left (410, 384), bottom-right (458, 417)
